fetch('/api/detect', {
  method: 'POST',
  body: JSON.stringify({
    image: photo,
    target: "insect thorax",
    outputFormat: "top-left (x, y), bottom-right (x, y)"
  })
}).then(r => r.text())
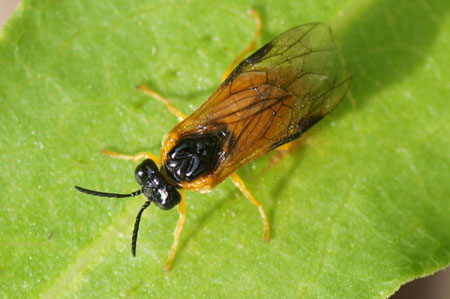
top-left (163, 133), bottom-right (225, 184)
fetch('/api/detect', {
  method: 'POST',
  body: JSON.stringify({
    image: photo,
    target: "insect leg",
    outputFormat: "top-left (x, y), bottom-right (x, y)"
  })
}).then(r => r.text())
top-left (269, 142), bottom-right (294, 165)
top-left (270, 140), bottom-right (306, 166)
top-left (276, 142), bottom-right (292, 152)
top-left (166, 190), bottom-right (186, 271)
top-left (136, 85), bottom-right (186, 122)
top-left (230, 173), bottom-right (270, 242)
top-left (102, 149), bottom-right (161, 165)
top-left (221, 8), bottom-right (262, 82)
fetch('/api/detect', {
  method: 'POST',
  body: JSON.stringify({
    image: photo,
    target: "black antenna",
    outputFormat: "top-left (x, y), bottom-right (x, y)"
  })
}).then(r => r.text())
top-left (132, 201), bottom-right (151, 257)
top-left (74, 186), bottom-right (141, 198)
top-left (75, 185), bottom-right (150, 257)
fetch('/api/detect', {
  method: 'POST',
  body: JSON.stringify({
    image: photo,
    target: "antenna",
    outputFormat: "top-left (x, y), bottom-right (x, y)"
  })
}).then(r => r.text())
top-left (75, 185), bottom-right (150, 257)
top-left (132, 201), bottom-right (151, 257)
top-left (74, 186), bottom-right (141, 198)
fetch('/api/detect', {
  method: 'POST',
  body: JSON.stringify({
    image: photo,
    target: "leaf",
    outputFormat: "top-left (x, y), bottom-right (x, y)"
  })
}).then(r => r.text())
top-left (0, 0), bottom-right (449, 298)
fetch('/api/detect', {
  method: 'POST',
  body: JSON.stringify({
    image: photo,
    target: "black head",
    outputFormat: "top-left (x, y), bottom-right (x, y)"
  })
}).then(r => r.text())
top-left (134, 159), bottom-right (181, 210)
top-left (74, 158), bottom-right (181, 257)
top-left (164, 134), bottom-right (222, 183)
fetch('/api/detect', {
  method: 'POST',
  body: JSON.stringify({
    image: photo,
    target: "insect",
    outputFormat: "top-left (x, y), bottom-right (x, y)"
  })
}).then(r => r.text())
top-left (75, 10), bottom-right (352, 271)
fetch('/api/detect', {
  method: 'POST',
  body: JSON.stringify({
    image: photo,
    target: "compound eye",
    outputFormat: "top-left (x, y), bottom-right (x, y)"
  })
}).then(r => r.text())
top-left (134, 159), bottom-right (159, 186)
top-left (153, 186), bottom-right (181, 210)
top-left (135, 168), bottom-right (145, 186)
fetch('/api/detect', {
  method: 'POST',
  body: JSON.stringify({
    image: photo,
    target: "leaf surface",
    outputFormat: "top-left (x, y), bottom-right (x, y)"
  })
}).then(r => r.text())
top-left (0, 0), bottom-right (449, 297)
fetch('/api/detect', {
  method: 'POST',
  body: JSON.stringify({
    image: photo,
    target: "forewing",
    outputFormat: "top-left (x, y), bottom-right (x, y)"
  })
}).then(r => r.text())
top-left (171, 23), bottom-right (352, 182)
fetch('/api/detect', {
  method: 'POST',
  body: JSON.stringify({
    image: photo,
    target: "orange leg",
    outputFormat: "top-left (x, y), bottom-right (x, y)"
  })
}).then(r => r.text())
top-left (102, 149), bottom-right (161, 165)
top-left (136, 85), bottom-right (186, 122)
top-left (276, 142), bottom-right (293, 152)
top-left (166, 190), bottom-right (186, 271)
top-left (230, 173), bottom-right (270, 241)
top-left (221, 8), bottom-right (262, 82)
top-left (270, 140), bottom-right (307, 166)
top-left (270, 142), bottom-right (293, 164)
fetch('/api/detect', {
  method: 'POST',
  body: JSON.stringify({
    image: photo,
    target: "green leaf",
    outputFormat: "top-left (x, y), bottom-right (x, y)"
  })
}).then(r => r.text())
top-left (1, 0), bottom-right (449, 297)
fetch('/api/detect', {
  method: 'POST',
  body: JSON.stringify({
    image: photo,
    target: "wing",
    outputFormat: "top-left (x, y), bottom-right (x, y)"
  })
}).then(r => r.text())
top-left (166, 23), bottom-right (352, 187)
